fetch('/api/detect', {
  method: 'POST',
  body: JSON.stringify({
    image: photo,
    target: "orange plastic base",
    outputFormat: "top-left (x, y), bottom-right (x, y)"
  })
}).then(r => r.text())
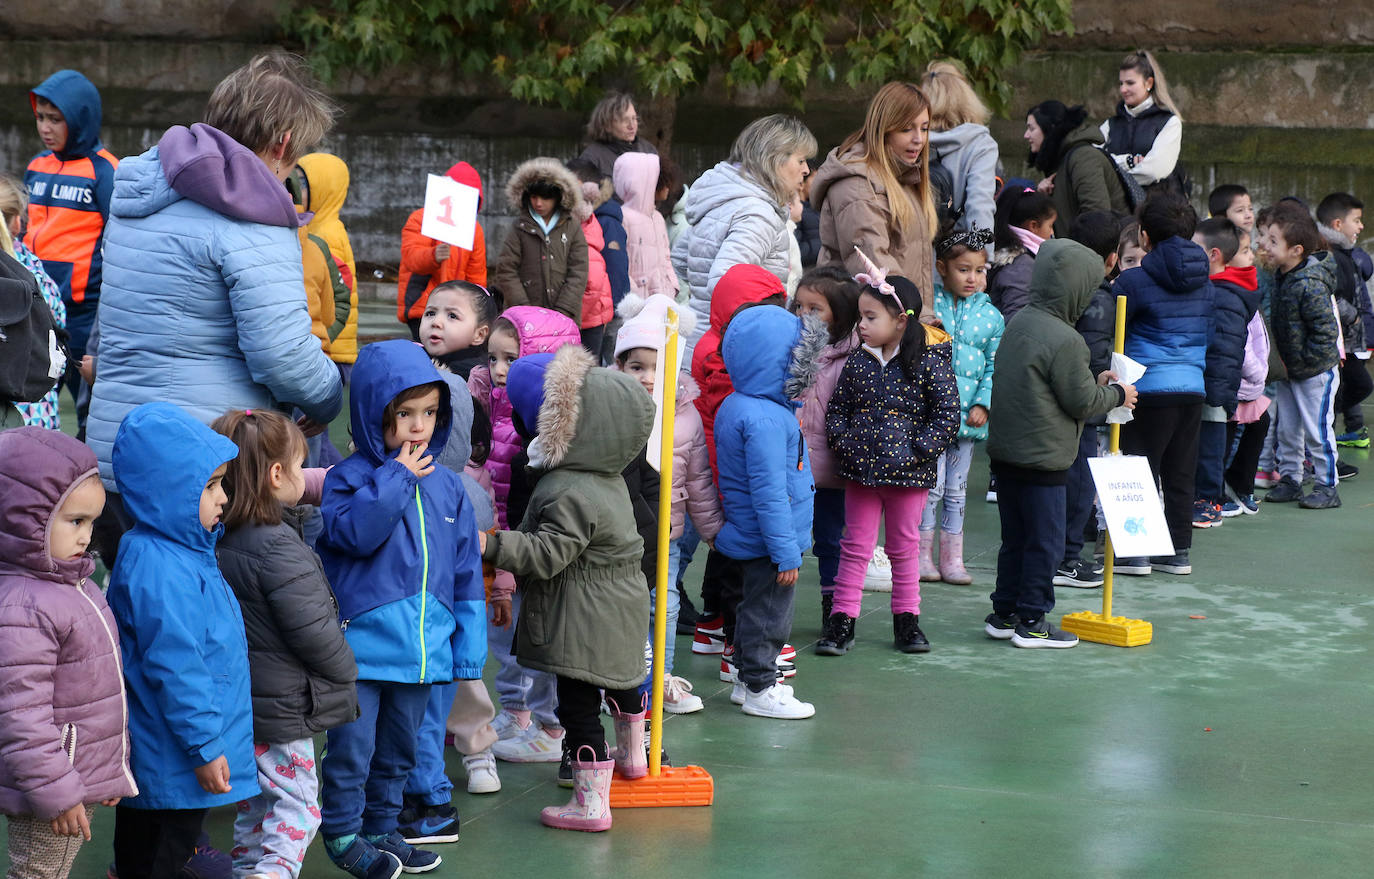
top-left (609, 765), bottom-right (714, 808)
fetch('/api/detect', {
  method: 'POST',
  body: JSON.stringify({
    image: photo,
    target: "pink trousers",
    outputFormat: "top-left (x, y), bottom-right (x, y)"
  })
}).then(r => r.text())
top-left (832, 483), bottom-right (930, 617)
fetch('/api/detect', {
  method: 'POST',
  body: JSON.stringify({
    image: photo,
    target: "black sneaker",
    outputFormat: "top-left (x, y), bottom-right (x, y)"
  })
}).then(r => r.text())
top-left (1114, 556), bottom-right (1151, 576)
top-left (397, 803), bottom-right (460, 845)
top-left (820, 591), bottom-right (833, 630)
top-left (176, 833), bottom-right (231, 879)
top-left (557, 740), bottom-right (574, 788)
top-left (1052, 559), bottom-right (1104, 588)
top-left (984, 611), bottom-right (1020, 640)
top-left (370, 832), bottom-right (442, 872)
top-left (1010, 617), bottom-right (1078, 649)
top-left (676, 587), bottom-right (700, 634)
top-left (892, 612), bottom-right (931, 653)
top-left (1150, 551), bottom-right (1192, 575)
top-left (1300, 484), bottom-right (1342, 509)
top-left (324, 836), bottom-right (403, 879)
top-left (1337, 461), bottom-right (1359, 481)
top-left (814, 612), bottom-right (856, 655)
top-left (1265, 476), bottom-right (1303, 503)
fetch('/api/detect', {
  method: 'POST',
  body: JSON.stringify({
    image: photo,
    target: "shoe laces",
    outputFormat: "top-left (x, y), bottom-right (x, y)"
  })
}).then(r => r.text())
top-left (664, 675), bottom-right (694, 700)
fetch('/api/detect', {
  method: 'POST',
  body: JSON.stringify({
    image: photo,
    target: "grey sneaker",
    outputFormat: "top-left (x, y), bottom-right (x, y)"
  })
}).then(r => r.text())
top-left (1265, 476), bottom-right (1303, 503)
top-left (1053, 559), bottom-right (1104, 588)
top-left (1299, 484), bottom-right (1342, 509)
top-left (1150, 551), bottom-right (1192, 575)
top-left (984, 611), bottom-right (1020, 640)
top-left (1010, 617), bottom-right (1078, 649)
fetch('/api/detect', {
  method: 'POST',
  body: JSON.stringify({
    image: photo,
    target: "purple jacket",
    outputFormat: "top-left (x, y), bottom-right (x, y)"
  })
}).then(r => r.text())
top-left (0, 429), bottom-right (137, 819)
top-left (468, 305), bottom-right (581, 525)
top-left (1239, 310), bottom-right (1271, 404)
top-left (800, 333), bottom-right (859, 489)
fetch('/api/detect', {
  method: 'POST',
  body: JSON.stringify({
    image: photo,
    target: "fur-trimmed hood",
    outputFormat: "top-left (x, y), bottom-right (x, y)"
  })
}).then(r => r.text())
top-left (991, 245), bottom-right (1026, 269)
top-left (1320, 223), bottom-right (1354, 251)
top-left (721, 305), bottom-right (828, 406)
top-left (505, 157), bottom-right (584, 216)
top-left (529, 345), bottom-right (654, 475)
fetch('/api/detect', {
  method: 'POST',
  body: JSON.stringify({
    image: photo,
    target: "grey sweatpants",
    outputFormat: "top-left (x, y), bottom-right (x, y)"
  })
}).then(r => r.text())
top-left (1274, 367), bottom-right (1340, 487)
top-left (730, 556), bottom-right (795, 692)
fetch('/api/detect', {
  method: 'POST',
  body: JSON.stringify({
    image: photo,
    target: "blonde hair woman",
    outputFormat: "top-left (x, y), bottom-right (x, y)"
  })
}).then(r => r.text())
top-left (1101, 50), bottom-right (1185, 191)
top-left (671, 113), bottom-right (816, 355)
top-left (810, 81), bottom-right (940, 316)
top-left (922, 61), bottom-right (999, 253)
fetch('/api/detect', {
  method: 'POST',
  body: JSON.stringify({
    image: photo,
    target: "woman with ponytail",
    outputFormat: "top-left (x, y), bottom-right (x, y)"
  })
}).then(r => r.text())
top-left (1101, 50), bottom-right (1185, 193)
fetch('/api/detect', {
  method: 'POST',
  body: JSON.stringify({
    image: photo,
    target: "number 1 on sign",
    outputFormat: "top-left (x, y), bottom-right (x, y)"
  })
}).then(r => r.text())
top-left (437, 196), bottom-right (455, 226)
top-left (420, 174), bottom-right (479, 249)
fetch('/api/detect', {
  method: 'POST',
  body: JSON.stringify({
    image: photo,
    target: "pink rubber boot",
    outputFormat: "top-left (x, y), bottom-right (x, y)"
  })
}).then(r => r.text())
top-left (608, 701), bottom-right (647, 779)
top-left (540, 745), bottom-right (614, 832)
top-left (938, 530), bottom-right (972, 585)
top-left (919, 531), bottom-right (941, 582)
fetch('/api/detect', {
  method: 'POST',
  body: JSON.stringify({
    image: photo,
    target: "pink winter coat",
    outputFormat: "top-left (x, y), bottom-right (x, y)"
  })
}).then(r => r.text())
top-left (469, 305), bottom-right (581, 525)
top-left (577, 189), bottom-right (614, 330)
top-left (799, 332), bottom-right (859, 489)
top-left (670, 374), bottom-right (723, 540)
top-left (614, 152), bottom-right (679, 299)
top-left (0, 429), bottom-right (138, 819)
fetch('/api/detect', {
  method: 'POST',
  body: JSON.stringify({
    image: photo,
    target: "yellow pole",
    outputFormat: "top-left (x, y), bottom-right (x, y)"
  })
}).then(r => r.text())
top-left (1101, 294), bottom-right (1127, 620)
top-left (648, 309), bottom-right (678, 777)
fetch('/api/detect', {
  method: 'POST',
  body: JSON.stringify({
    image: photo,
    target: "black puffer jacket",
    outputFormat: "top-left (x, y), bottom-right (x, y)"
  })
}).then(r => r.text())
top-left (1206, 275), bottom-right (1260, 414)
top-left (217, 509), bottom-right (359, 742)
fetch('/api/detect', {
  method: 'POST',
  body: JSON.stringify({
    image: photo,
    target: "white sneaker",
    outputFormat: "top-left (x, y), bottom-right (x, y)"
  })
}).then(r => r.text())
top-left (863, 547), bottom-right (893, 591)
top-left (463, 749), bottom-right (501, 794)
top-left (490, 721), bottom-right (563, 763)
top-left (730, 682), bottom-right (747, 705)
top-left (741, 682), bottom-right (815, 719)
top-left (490, 710), bottom-right (522, 741)
top-left (662, 675), bottom-right (704, 714)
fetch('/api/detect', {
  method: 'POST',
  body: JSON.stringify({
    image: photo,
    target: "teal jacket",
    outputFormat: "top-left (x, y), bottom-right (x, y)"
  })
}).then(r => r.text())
top-left (933, 283), bottom-right (1003, 442)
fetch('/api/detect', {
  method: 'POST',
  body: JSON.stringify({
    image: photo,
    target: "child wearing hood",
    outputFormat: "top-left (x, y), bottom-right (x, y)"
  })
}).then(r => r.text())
top-left (316, 340), bottom-right (486, 875)
top-left (398, 162), bottom-right (488, 339)
top-left (481, 345), bottom-right (656, 831)
top-left (614, 152), bottom-right (679, 300)
top-left (299, 153), bottom-right (360, 376)
top-left (0, 428), bottom-right (137, 878)
top-left (103, 402), bottom-right (256, 877)
top-left (493, 158), bottom-right (589, 322)
top-left (715, 305), bottom-right (828, 718)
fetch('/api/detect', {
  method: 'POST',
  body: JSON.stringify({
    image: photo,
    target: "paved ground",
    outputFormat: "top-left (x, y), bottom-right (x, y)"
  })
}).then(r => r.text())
top-left (16, 394), bottom-right (1373, 879)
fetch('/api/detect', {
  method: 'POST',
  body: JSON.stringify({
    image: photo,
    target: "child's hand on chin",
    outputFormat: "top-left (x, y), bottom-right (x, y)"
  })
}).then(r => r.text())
top-left (396, 442), bottom-right (435, 479)
top-left (195, 755), bottom-right (232, 794)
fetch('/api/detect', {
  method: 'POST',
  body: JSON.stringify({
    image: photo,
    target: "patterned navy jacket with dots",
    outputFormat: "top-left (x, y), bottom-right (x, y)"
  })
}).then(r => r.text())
top-left (825, 326), bottom-right (961, 488)
top-left (933, 282), bottom-right (1005, 443)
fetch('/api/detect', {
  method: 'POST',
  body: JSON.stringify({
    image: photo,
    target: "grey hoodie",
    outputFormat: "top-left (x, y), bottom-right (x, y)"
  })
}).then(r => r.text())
top-left (928, 123), bottom-right (1000, 252)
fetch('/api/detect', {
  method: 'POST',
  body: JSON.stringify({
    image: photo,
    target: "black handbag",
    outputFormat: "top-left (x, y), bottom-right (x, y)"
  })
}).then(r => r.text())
top-left (0, 250), bottom-right (65, 404)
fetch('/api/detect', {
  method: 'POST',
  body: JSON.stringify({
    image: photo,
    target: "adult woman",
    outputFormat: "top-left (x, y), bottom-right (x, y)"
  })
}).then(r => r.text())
top-left (87, 53), bottom-right (343, 506)
top-left (809, 81), bottom-right (939, 316)
top-left (1101, 50), bottom-right (1184, 193)
top-left (576, 92), bottom-right (658, 179)
top-left (1026, 100), bottom-right (1128, 236)
top-left (922, 61), bottom-right (999, 252)
top-left (671, 114), bottom-right (815, 355)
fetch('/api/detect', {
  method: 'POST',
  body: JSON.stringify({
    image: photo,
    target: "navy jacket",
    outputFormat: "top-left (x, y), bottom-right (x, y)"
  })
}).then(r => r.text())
top-left (594, 198), bottom-right (630, 305)
top-left (317, 340), bottom-right (486, 684)
top-left (1119, 236), bottom-right (1214, 397)
top-left (1206, 268), bottom-right (1260, 414)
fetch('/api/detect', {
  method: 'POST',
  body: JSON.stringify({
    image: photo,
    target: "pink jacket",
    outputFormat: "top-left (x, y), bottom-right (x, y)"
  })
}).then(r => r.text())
top-left (671, 374), bottom-right (723, 540)
top-left (614, 152), bottom-right (679, 299)
top-left (469, 305), bottom-right (581, 525)
top-left (799, 333), bottom-right (859, 489)
top-left (577, 194), bottom-right (614, 330)
top-left (0, 429), bottom-right (138, 819)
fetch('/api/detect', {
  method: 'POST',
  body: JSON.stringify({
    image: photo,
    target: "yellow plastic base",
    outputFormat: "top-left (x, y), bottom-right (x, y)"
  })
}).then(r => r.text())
top-left (609, 765), bottom-right (714, 808)
top-left (1060, 611), bottom-right (1153, 647)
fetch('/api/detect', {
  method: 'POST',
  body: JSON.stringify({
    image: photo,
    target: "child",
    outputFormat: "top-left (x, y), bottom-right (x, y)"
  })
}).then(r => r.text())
top-left (1209, 184), bottom-right (1271, 318)
top-left (212, 410), bottom-right (359, 878)
top-left (299, 153), bottom-right (361, 375)
top-left (820, 265), bottom-right (959, 656)
top-left (1117, 221), bottom-right (1146, 273)
top-left (984, 240), bottom-right (1137, 647)
top-left (1220, 230), bottom-right (1272, 516)
top-left (923, 228), bottom-right (1001, 584)
top-left (1317, 192), bottom-right (1374, 448)
top-left (0, 428), bottom-right (136, 878)
top-left (397, 161), bottom-right (487, 338)
top-left (1, 174), bottom-right (66, 431)
top-left (467, 306), bottom-right (580, 763)
top-left (418, 280), bottom-right (498, 380)
top-left (716, 305), bottom-right (827, 715)
top-left (793, 266), bottom-right (862, 623)
top-left (1260, 203), bottom-right (1344, 509)
top-left (614, 293), bottom-right (723, 713)
top-left (572, 177), bottom-right (614, 355)
top-left (1192, 218), bottom-right (1260, 527)
top-left (614, 152), bottom-right (679, 299)
top-left (987, 186), bottom-right (1056, 323)
top-left (316, 340), bottom-right (486, 874)
top-left (104, 402), bottom-right (257, 877)
top-left (481, 345), bottom-right (656, 830)
top-left (566, 159), bottom-right (630, 365)
top-left (493, 158), bottom-right (589, 322)
top-left (1114, 193), bottom-right (1213, 576)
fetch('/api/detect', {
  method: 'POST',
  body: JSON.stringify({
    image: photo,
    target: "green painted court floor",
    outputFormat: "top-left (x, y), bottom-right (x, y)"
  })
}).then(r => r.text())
top-left (12, 404), bottom-right (1374, 878)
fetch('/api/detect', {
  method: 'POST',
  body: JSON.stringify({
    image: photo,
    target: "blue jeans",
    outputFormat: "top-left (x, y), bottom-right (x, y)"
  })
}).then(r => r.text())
top-left (1194, 417), bottom-right (1228, 503)
top-left (404, 681), bottom-right (456, 807)
top-left (675, 515), bottom-right (702, 592)
top-left (812, 487), bottom-right (846, 590)
top-left (489, 591), bottom-right (560, 729)
top-left (639, 537), bottom-right (683, 700)
top-left (321, 681), bottom-right (431, 838)
top-left (919, 439), bottom-right (974, 534)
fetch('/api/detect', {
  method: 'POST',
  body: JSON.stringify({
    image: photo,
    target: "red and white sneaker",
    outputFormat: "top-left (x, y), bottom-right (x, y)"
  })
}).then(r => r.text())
top-left (776, 643), bottom-right (797, 679)
top-left (719, 645), bottom-right (738, 683)
top-left (692, 615), bottom-right (726, 655)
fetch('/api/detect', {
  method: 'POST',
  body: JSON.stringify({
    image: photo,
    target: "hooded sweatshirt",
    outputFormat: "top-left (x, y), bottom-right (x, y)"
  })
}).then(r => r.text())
top-left (1119, 236), bottom-right (1214, 398)
top-left (317, 340), bottom-right (487, 684)
top-left (24, 70), bottom-right (118, 349)
top-left (689, 264), bottom-right (786, 471)
top-left (986, 240), bottom-right (1125, 476)
top-left (614, 152), bottom-right (679, 299)
top-left (714, 306), bottom-right (828, 570)
top-left (397, 161), bottom-right (489, 324)
top-left (87, 123), bottom-right (342, 491)
top-left (0, 428), bottom-right (138, 820)
top-left (928, 123), bottom-right (999, 254)
top-left (299, 153), bottom-right (360, 364)
top-left (105, 402), bottom-right (259, 810)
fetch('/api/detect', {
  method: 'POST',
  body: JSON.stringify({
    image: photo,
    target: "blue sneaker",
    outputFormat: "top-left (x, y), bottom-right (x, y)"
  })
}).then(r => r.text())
top-left (1222, 486), bottom-right (1259, 517)
top-left (1337, 427), bottom-right (1370, 448)
top-left (324, 836), bottom-right (402, 879)
top-left (369, 833), bottom-right (442, 874)
top-left (397, 804), bottom-right (459, 845)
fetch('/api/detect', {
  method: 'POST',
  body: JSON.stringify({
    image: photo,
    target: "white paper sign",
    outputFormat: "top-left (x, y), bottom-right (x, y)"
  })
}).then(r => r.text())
top-left (419, 174), bottom-right (479, 250)
top-left (646, 303), bottom-right (687, 472)
top-left (1106, 352), bottom-right (1147, 424)
top-left (1088, 454), bottom-right (1175, 558)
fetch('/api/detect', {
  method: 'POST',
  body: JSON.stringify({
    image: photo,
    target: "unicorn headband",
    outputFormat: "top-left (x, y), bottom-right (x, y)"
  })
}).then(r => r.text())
top-left (853, 247), bottom-right (914, 317)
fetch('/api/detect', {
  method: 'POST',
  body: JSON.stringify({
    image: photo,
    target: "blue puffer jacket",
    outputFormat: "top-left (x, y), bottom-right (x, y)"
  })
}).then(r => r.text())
top-left (88, 124), bottom-right (342, 490)
top-left (714, 307), bottom-right (827, 572)
top-left (1119, 236), bottom-right (1214, 397)
top-left (105, 402), bottom-right (257, 810)
top-left (1206, 267), bottom-right (1260, 414)
top-left (317, 340), bottom-right (486, 684)
top-left (933, 285), bottom-right (1004, 441)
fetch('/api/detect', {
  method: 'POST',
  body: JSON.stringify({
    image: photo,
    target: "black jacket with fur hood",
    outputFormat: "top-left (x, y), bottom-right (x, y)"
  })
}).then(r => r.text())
top-left (493, 158), bottom-right (589, 321)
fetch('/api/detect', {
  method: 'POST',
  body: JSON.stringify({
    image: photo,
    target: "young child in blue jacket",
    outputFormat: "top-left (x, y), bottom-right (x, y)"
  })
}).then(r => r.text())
top-left (316, 339), bottom-right (486, 877)
top-left (104, 402), bottom-right (257, 879)
top-left (714, 304), bottom-right (827, 720)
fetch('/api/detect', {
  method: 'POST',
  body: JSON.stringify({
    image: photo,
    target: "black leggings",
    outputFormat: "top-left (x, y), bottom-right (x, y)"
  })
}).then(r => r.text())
top-left (114, 805), bottom-right (208, 879)
top-left (1225, 411), bottom-right (1272, 497)
top-left (555, 676), bottom-right (643, 762)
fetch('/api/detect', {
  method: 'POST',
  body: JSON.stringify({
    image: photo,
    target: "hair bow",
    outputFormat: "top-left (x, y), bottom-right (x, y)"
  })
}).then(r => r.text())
top-left (853, 247), bottom-right (900, 308)
top-left (936, 227), bottom-right (995, 257)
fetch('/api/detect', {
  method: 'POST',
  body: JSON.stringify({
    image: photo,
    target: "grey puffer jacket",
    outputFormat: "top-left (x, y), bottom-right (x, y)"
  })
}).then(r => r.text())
top-left (671, 162), bottom-right (790, 356)
top-left (217, 509), bottom-right (358, 742)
